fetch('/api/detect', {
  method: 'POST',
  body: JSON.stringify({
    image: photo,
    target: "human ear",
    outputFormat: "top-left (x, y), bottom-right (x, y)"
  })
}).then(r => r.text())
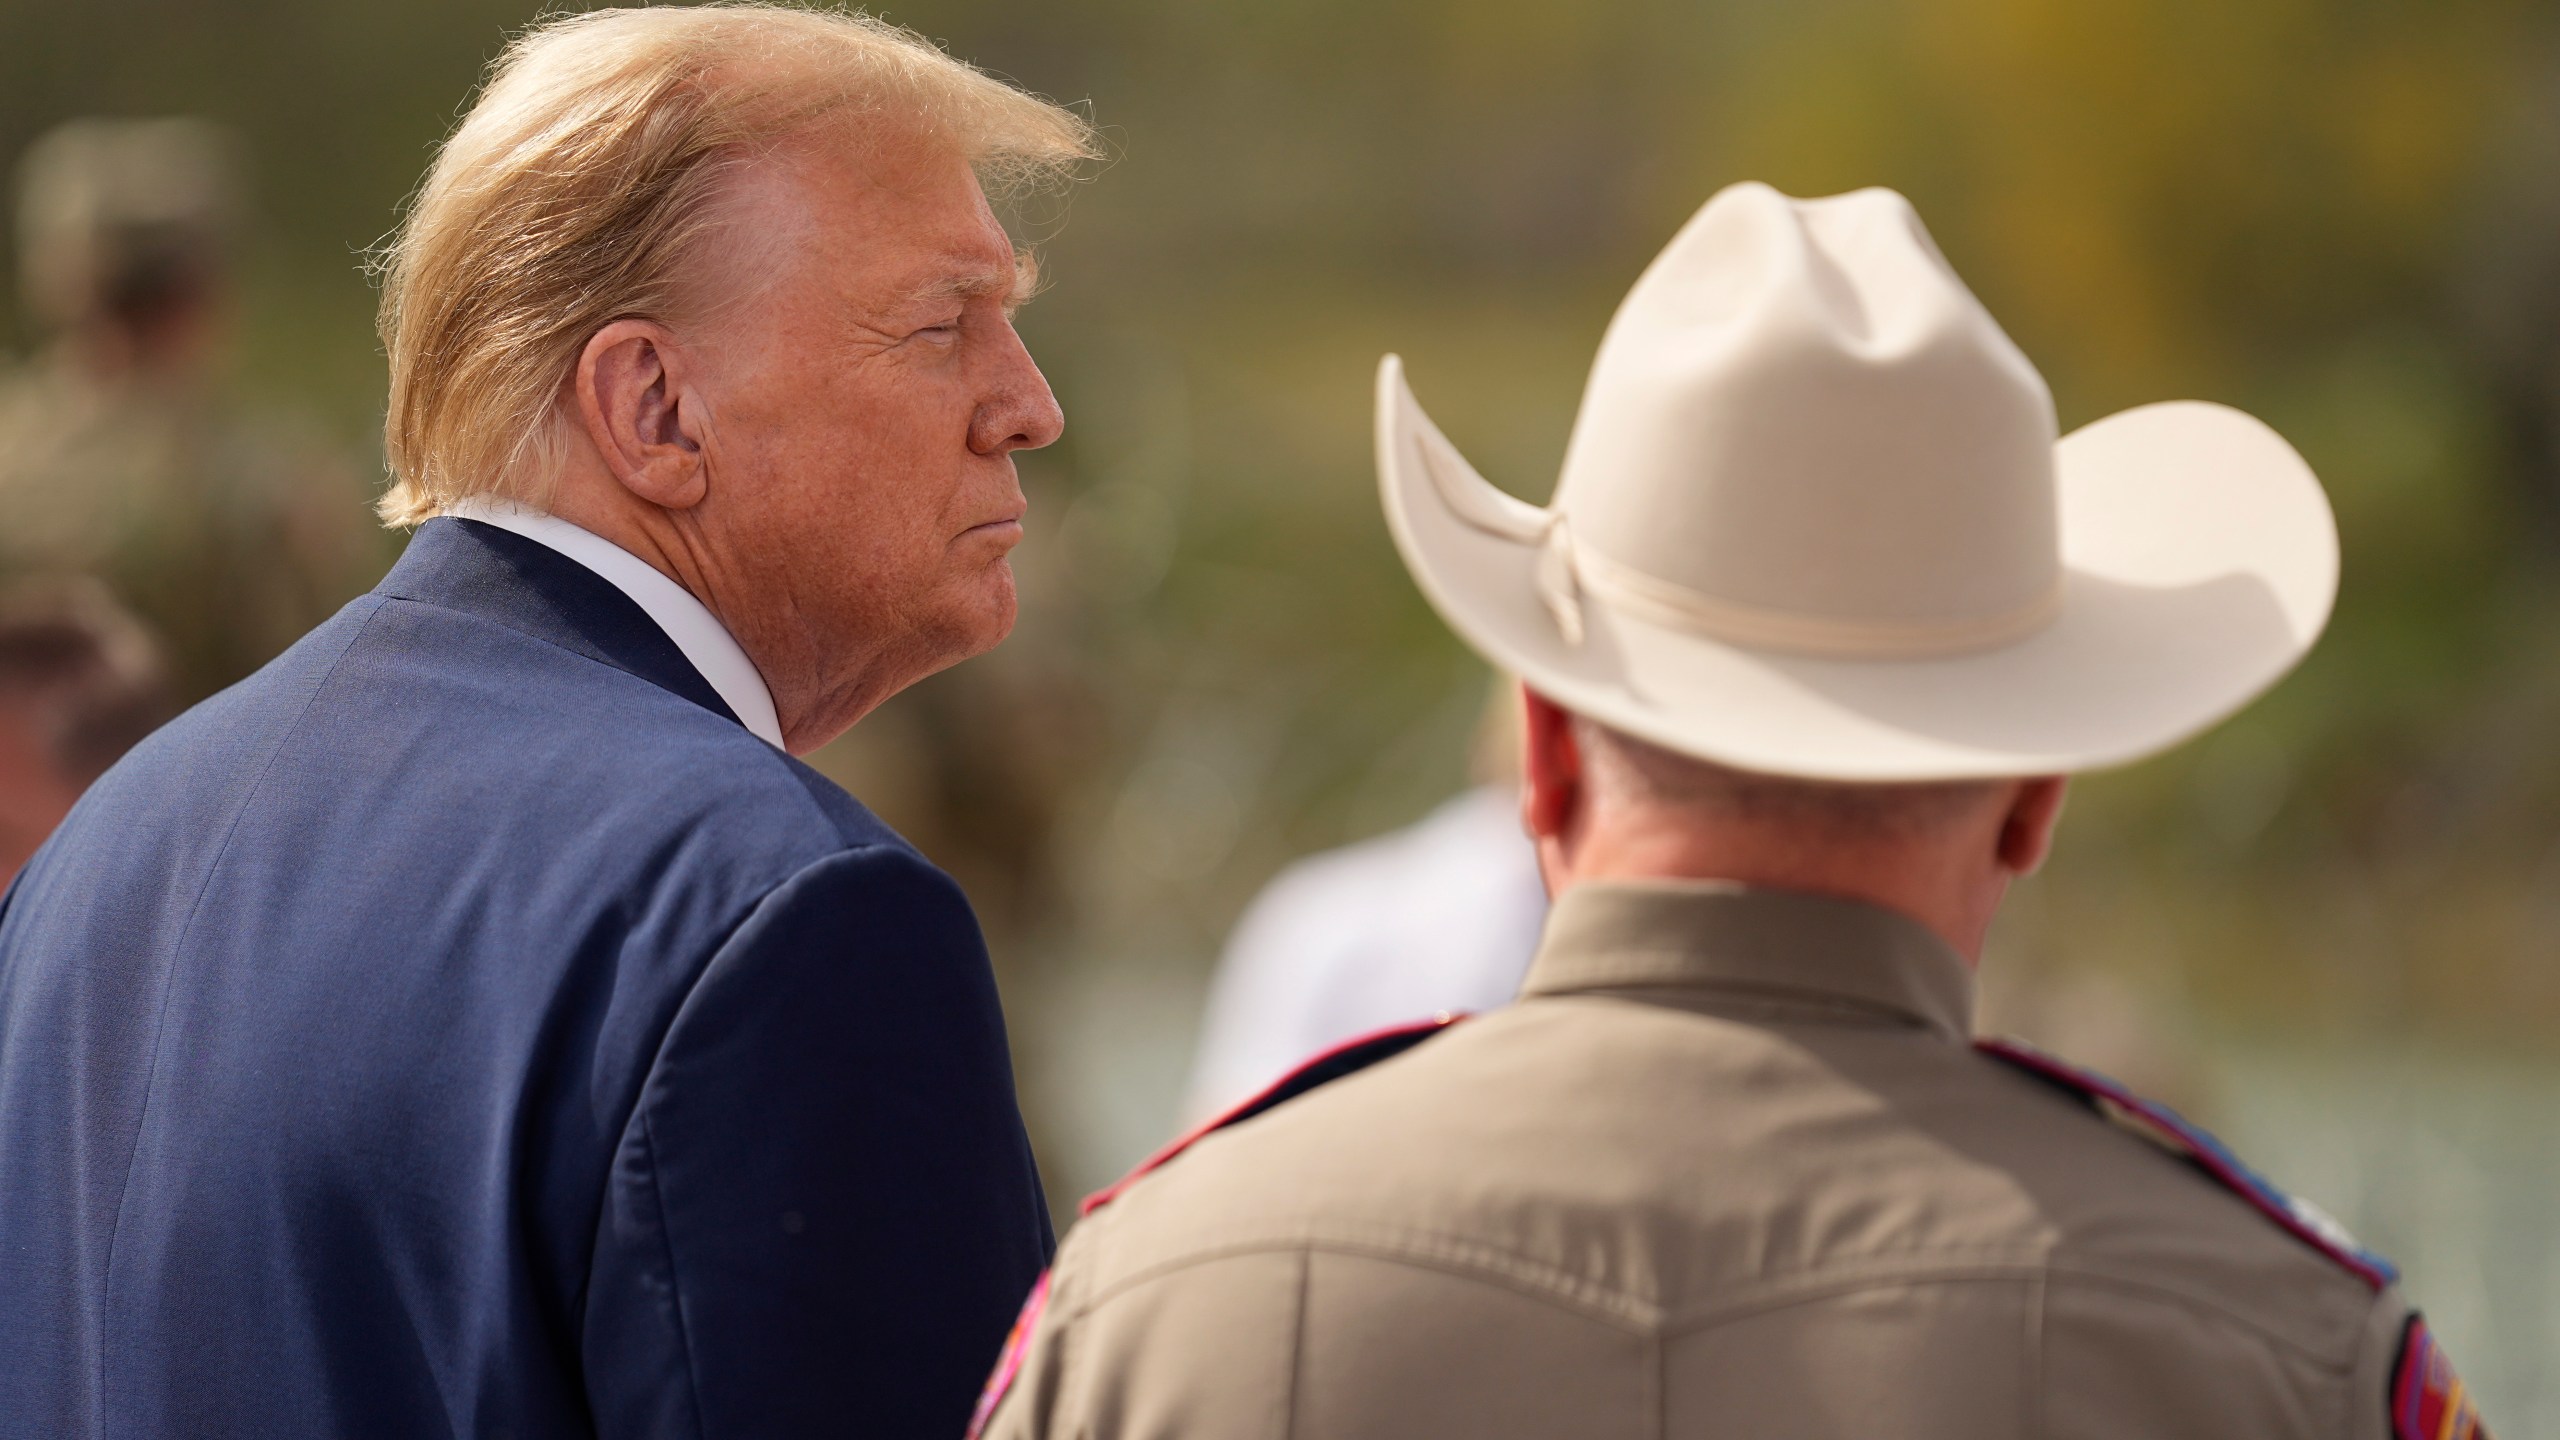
top-left (1995, 776), bottom-right (2069, 876)
top-left (573, 319), bottom-right (709, 511)
top-left (1519, 686), bottom-right (1584, 843)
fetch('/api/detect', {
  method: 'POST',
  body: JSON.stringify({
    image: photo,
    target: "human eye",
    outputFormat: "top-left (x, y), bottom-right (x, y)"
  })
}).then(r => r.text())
top-left (894, 307), bottom-right (965, 346)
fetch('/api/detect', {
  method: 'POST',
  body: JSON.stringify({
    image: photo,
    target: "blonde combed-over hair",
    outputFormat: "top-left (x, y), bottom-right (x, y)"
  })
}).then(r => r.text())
top-left (372, 3), bottom-right (1097, 527)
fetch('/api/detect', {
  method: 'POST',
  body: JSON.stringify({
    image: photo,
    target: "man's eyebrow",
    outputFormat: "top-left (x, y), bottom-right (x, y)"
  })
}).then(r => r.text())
top-left (904, 250), bottom-right (1043, 314)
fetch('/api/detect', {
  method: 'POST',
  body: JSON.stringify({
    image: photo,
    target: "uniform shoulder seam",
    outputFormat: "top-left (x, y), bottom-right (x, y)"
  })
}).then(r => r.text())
top-left (2036, 1260), bottom-right (2373, 1372)
top-left (1061, 1231), bottom-right (1663, 1331)
top-left (1976, 1037), bottom-right (2398, 1290)
top-left (1080, 1017), bottom-right (1467, 1218)
top-left (1059, 1230), bottom-right (2370, 1371)
top-left (1661, 1258), bottom-right (2361, 1371)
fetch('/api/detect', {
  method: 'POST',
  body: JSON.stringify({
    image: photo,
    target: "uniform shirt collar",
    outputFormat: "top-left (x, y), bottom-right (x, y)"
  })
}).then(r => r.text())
top-left (1520, 880), bottom-right (1975, 1042)
top-left (442, 497), bottom-right (785, 750)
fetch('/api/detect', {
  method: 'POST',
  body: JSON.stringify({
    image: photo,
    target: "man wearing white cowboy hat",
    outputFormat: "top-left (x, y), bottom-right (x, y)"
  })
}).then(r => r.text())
top-left (970, 183), bottom-right (2487, 1440)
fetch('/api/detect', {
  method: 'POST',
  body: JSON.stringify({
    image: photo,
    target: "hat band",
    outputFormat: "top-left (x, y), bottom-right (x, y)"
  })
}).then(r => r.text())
top-left (1560, 532), bottom-right (2064, 659)
top-left (1414, 428), bottom-right (2062, 658)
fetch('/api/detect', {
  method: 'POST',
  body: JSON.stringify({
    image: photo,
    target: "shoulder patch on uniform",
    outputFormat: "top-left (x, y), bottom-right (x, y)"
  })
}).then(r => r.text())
top-left (1975, 1036), bottom-right (2398, 1289)
top-left (1080, 1013), bottom-right (1467, 1217)
top-left (964, 1271), bottom-right (1050, 1440)
top-left (2393, 1314), bottom-right (2492, 1440)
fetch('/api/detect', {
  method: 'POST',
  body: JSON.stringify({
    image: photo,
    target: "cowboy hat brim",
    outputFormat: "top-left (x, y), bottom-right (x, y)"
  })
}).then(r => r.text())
top-left (1376, 355), bottom-right (2339, 782)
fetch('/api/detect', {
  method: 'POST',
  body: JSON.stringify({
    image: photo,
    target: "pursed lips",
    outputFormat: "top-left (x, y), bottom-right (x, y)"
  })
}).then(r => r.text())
top-left (959, 511), bottom-right (1026, 544)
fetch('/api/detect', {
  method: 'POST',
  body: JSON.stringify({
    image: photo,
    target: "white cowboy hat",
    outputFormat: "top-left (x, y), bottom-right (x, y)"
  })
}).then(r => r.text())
top-left (1377, 182), bottom-right (2338, 782)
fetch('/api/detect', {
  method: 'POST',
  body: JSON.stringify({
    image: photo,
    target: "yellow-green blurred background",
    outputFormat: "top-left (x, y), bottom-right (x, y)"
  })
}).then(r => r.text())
top-left (6, 0), bottom-right (2556, 1423)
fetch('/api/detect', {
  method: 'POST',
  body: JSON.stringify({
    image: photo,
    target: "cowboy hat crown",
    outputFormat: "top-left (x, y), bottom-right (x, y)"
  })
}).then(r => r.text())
top-left (1557, 183), bottom-right (2062, 656)
top-left (1378, 181), bottom-right (2338, 782)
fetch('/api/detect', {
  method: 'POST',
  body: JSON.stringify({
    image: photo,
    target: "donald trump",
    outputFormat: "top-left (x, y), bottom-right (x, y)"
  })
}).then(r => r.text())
top-left (0, 7), bottom-right (1094, 1437)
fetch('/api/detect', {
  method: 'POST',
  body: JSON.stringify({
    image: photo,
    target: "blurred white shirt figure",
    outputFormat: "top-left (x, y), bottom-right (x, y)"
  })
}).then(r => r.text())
top-left (1184, 783), bottom-right (1547, 1121)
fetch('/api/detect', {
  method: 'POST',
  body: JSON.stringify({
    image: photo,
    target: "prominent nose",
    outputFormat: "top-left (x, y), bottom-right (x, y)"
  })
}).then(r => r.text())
top-left (971, 324), bottom-right (1066, 456)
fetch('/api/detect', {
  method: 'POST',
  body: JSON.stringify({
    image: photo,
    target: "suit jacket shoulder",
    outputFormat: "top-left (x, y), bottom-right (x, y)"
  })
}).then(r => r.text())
top-left (0, 518), bottom-right (1048, 1440)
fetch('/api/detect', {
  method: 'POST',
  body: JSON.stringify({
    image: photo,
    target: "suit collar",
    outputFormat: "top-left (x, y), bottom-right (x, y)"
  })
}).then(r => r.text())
top-left (441, 499), bottom-right (783, 748)
top-left (376, 517), bottom-right (744, 731)
top-left (1521, 880), bottom-right (1975, 1042)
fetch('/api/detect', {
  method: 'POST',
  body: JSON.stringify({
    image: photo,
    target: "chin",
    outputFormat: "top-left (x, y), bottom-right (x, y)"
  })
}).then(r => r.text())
top-left (951, 564), bottom-right (1020, 657)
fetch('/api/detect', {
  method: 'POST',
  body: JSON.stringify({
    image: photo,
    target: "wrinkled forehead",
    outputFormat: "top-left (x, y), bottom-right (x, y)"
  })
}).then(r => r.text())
top-left (692, 125), bottom-right (1020, 322)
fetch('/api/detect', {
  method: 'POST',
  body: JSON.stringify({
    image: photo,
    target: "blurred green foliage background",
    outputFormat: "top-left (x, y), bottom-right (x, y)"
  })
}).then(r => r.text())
top-left (6, 0), bottom-right (2557, 1421)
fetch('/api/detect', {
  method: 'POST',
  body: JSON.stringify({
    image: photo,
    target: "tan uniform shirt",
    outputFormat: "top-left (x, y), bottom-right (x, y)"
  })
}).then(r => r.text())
top-left (983, 881), bottom-right (2437, 1440)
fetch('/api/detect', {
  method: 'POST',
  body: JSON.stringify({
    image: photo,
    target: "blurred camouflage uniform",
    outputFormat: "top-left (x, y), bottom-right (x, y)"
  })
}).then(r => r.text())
top-left (0, 118), bottom-right (380, 701)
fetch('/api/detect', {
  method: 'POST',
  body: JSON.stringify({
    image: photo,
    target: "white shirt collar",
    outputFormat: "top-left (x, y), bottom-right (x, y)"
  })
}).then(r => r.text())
top-left (443, 497), bottom-right (786, 750)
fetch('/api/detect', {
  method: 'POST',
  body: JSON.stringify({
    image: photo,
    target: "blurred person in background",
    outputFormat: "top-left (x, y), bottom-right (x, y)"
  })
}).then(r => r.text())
top-left (0, 8), bottom-right (1095, 1439)
top-left (1185, 679), bottom-right (1545, 1120)
top-left (0, 117), bottom-right (378, 700)
top-left (0, 579), bottom-right (171, 882)
top-left (976, 184), bottom-right (2488, 1440)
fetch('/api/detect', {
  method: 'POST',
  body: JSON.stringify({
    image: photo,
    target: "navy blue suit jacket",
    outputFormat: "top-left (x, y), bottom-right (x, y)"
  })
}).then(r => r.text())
top-left (0, 518), bottom-right (1052, 1438)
